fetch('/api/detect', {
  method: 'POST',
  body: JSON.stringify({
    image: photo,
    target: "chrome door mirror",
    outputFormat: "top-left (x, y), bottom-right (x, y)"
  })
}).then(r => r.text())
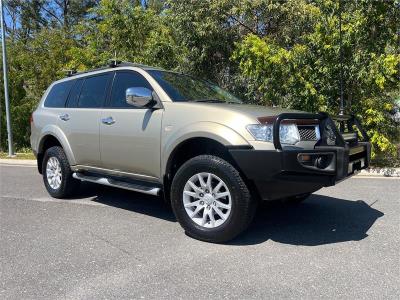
top-left (126, 87), bottom-right (153, 108)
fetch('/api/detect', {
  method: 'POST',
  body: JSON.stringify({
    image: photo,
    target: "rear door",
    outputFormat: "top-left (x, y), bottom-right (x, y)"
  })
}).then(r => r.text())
top-left (99, 71), bottom-right (163, 179)
top-left (59, 72), bottom-right (113, 167)
top-left (40, 79), bottom-right (75, 138)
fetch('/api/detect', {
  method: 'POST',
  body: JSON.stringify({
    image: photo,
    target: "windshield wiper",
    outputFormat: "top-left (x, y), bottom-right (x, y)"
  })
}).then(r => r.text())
top-left (191, 99), bottom-right (226, 103)
top-left (190, 99), bottom-right (243, 104)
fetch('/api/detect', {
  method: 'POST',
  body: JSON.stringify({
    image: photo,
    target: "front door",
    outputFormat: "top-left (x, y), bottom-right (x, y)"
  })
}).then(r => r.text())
top-left (100, 71), bottom-right (163, 180)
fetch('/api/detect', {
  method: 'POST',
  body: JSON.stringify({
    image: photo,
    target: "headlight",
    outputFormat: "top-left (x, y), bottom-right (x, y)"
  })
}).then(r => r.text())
top-left (246, 123), bottom-right (300, 145)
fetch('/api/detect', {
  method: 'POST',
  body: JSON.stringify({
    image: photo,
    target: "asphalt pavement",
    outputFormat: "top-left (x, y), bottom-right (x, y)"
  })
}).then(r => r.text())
top-left (0, 163), bottom-right (399, 299)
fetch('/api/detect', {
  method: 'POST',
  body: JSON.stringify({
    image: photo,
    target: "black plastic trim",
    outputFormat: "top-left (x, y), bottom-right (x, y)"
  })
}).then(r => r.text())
top-left (83, 171), bottom-right (163, 189)
top-left (225, 145), bottom-right (254, 150)
top-left (233, 112), bottom-right (371, 200)
top-left (229, 146), bottom-right (370, 201)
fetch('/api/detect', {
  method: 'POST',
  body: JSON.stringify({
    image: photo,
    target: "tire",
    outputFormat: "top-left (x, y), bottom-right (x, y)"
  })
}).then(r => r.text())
top-left (170, 155), bottom-right (256, 243)
top-left (42, 146), bottom-right (80, 198)
top-left (285, 192), bottom-right (311, 204)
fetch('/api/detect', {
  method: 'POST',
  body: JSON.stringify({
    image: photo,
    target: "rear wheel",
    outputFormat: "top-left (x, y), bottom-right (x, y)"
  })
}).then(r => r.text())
top-left (170, 155), bottom-right (256, 243)
top-left (42, 146), bottom-right (80, 198)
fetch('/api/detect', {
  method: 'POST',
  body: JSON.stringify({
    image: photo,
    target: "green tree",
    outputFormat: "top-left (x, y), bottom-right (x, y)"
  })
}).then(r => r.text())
top-left (1, 0), bottom-right (90, 149)
top-left (67, 0), bottom-right (178, 70)
top-left (1, 29), bottom-right (76, 149)
top-left (232, 0), bottom-right (399, 160)
top-left (1, 0), bottom-right (398, 165)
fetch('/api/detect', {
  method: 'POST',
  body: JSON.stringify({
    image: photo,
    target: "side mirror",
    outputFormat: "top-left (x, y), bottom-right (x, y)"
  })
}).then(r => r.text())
top-left (126, 87), bottom-right (153, 108)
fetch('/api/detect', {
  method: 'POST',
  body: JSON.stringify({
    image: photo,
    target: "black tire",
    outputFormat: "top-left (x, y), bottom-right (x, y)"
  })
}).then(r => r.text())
top-left (42, 146), bottom-right (80, 198)
top-left (170, 155), bottom-right (256, 243)
top-left (285, 192), bottom-right (311, 204)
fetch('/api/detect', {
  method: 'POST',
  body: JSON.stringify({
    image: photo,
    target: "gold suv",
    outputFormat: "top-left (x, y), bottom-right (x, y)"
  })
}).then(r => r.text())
top-left (30, 62), bottom-right (371, 242)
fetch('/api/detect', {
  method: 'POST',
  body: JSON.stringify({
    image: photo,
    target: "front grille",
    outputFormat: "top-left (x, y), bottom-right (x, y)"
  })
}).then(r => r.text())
top-left (298, 125), bottom-right (318, 141)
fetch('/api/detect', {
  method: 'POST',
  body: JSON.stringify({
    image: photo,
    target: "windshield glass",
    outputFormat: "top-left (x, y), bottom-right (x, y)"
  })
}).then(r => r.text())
top-left (147, 70), bottom-right (242, 104)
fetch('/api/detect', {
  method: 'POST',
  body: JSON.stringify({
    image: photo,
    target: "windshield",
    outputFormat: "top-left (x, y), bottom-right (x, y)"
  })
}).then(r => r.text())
top-left (147, 70), bottom-right (243, 104)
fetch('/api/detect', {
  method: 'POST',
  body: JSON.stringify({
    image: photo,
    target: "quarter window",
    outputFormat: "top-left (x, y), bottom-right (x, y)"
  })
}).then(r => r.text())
top-left (110, 71), bottom-right (153, 108)
top-left (44, 80), bottom-right (74, 108)
top-left (78, 73), bottom-right (112, 108)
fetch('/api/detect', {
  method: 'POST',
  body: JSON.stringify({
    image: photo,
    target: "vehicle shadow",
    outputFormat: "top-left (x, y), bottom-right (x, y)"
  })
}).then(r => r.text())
top-left (73, 184), bottom-right (384, 246)
top-left (229, 194), bottom-right (384, 246)
top-left (72, 182), bottom-right (176, 222)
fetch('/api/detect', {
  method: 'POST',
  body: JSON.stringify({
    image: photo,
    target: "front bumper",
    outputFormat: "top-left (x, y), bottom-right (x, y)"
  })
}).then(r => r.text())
top-left (229, 113), bottom-right (371, 201)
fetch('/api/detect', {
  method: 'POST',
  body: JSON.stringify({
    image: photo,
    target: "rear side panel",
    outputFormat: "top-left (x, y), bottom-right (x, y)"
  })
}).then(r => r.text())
top-left (31, 107), bottom-right (62, 154)
top-left (31, 84), bottom-right (63, 155)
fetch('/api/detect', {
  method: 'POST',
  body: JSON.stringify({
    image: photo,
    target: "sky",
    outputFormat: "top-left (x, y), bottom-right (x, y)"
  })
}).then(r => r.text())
top-left (1, 1), bottom-right (149, 33)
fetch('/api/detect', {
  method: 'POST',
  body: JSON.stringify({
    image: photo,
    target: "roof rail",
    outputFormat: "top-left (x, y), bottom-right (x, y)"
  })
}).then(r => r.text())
top-left (62, 61), bottom-right (157, 78)
top-left (113, 61), bottom-right (155, 69)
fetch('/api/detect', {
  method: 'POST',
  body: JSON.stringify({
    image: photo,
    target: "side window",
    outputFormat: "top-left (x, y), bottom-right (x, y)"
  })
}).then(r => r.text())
top-left (78, 73), bottom-right (112, 108)
top-left (66, 79), bottom-right (83, 108)
top-left (110, 71), bottom-right (153, 108)
top-left (44, 80), bottom-right (74, 108)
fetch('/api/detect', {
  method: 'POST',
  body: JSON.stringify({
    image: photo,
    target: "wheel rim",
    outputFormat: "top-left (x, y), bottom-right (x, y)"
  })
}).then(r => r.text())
top-left (183, 172), bottom-right (232, 228)
top-left (46, 157), bottom-right (62, 190)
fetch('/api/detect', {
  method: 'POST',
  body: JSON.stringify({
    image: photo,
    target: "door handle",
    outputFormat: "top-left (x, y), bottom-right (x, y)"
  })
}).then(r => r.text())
top-left (59, 113), bottom-right (70, 121)
top-left (101, 116), bottom-right (115, 125)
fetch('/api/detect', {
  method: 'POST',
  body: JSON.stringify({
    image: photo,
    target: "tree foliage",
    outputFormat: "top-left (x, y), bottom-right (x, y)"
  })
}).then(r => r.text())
top-left (232, 0), bottom-right (399, 160)
top-left (1, 0), bottom-right (399, 164)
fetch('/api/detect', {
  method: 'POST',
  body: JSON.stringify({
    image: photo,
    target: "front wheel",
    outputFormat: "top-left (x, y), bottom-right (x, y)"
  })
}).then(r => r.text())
top-left (170, 155), bottom-right (256, 243)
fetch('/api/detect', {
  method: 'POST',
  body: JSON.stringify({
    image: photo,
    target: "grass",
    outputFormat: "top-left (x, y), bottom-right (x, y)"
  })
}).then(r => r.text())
top-left (0, 151), bottom-right (36, 160)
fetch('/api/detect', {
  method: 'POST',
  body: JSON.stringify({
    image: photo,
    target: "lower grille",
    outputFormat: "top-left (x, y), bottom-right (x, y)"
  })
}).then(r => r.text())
top-left (298, 125), bottom-right (318, 141)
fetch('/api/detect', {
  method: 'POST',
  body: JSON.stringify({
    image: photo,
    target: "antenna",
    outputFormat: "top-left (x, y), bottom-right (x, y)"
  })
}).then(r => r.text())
top-left (63, 69), bottom-right (77, 77)
top-left (338, 0), bottom-right (345, 116)
top-left (109, 51), bottom-right (121, 67)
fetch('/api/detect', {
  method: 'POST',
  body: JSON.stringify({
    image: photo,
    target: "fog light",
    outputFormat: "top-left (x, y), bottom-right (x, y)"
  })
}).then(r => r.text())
top-left (299, 154), bottom-right (311, 162)
top-left (314, 155), bottom-right (331, 169)
top-left (298, 153), bottom-right (335, 170)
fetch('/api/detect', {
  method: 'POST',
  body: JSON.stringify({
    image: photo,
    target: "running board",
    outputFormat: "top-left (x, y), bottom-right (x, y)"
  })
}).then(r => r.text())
top-left (72, 173), bottom-right (160, 196)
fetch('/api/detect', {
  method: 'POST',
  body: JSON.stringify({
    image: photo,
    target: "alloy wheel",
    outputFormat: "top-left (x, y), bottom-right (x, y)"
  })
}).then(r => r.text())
top-left (183, 172), bottom-right (232, 228)
top-left (46, 157), bottom-right (62, 190)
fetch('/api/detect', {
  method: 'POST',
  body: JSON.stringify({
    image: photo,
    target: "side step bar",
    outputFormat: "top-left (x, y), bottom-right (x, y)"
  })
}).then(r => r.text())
top-left (72, 173), bottom-right (160, 196)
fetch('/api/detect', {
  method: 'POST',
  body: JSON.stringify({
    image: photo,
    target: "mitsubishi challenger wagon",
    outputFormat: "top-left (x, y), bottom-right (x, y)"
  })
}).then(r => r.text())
top-left (30, 61), bottom-right (371, 242)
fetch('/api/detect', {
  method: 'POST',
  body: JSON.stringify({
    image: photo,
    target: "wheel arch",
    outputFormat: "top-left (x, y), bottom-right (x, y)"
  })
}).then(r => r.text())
top-left (162, 122), bottom-right (250, 176)
top-left (162, 136), bottom-right (250, 199)
top-left (37, 127), bottom-right (76, 173)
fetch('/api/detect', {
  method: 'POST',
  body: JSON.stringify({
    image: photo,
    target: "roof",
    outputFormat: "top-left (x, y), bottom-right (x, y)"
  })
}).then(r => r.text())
top-left (64, 61), bottom-right (164, 78)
